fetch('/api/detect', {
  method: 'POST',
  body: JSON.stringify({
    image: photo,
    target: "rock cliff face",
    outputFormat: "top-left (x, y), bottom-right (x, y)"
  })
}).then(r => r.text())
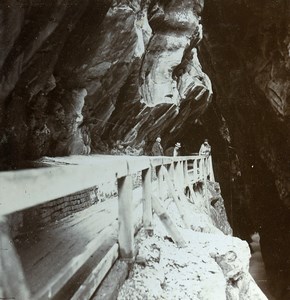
top-left (200, 1), bottom-right (290, 298)
top-left (0, 0), bottom-right (289, 298)
top-left (0, 0), bottom-right (211, 164)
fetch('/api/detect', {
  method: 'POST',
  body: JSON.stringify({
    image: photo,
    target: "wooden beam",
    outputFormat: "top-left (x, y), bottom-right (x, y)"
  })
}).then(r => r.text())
top-left (156, 166), bottom-right (164, 201)
top-left (162, 157), bottom-right (173, 165)
top-left (126, 157), bottom-right (150, 175)
top-left (118, 175), bottom-right (134, 261)
top-left (149, 157), bottom-right (163, 167)
top-left (208, 156), bottom-right (215, 181)
top-left (173, 161), bottom-right (179, 189)
top-left (142, 168), bottom-right (153, 234)
top-left (167, 162), bottom-right (175, 181)
top-left (0, 155), bottom-right (202, 216)
top-left (151, 195), bottom-right (186, 248)
top-left (179, 161), bottom-right (185, 188)
top-left (91, 260), bottom-right (129, 300)
top-left (71, 244), bottom-right (119, 300)
top-left (0, 163), bottom-right (119, 215)
top-left (0, 216), bottom-right (31, 300)
top-left (183, 161), bottom-right (195, 204)
top-left (161, 166), bottom-right (191, 229)
top-left (202, 160), bottom-right (210, 212)
top-left (33, 225), bottom-right (115, 300)
top-left (193, 159), bottom-right (198, 182)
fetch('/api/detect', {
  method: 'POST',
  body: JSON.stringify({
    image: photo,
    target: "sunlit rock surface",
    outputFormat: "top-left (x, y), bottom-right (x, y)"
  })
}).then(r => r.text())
top-left (0, 0), bottom-right (211, 164)
top-left (118, 195), bottom-right (266, 300)
top-left (0, 0), bottom-right (289, 298)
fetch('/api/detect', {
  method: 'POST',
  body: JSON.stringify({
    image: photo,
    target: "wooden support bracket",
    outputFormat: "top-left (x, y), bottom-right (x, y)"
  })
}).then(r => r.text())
top-left (184, 161), bottom-right (195, 204)
top-left (151, 195), bottom-right (186, 248)
top-left (161, 166), bottom-right (191, 229)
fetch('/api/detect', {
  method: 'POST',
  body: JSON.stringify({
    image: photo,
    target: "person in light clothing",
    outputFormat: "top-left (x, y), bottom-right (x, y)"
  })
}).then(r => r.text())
top-left (199, 139), bottom-right (211, 157)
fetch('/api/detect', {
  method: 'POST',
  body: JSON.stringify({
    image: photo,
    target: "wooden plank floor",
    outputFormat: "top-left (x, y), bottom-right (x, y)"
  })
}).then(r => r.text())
top-left (14, 183), bottom-right (145, 299)
top-left (14, 197), bottom-right (120, 298)
top-left (250, 233), bottom-right (276, 300)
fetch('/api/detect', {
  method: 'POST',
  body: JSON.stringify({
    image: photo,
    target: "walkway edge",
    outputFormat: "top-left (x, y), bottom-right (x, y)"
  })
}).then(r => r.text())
top-left (91, 260), bottom-right (129, 300)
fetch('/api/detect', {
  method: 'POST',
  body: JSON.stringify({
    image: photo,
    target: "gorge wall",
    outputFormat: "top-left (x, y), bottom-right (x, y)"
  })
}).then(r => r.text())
top-left (200, 1), bottom-right (290, 299)
top-left (0, 0), bottom-right (211, 163)
top-left (0, 0), bottom-right (289, 299)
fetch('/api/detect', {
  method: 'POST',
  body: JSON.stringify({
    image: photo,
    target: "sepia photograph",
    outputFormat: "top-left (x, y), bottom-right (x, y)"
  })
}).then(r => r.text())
top-left (0, 0), bottom-right (289, 299)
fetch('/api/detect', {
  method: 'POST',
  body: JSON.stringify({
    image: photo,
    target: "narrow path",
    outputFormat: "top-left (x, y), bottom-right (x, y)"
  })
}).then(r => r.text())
top-left (15, 197), bottom-right (118, 297)
top-left (14, 186), bottom-right (144, 299)
top-left (249, 233), bottom-right (275, 300)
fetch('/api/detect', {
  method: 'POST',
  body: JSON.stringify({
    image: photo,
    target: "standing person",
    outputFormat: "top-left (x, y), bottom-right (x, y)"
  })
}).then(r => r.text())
top-left (199, 139), bottom-right (211, 157)
top-left (165, 142), bottom-right (181, 156)
top-left (151, 137), bottom-right (164, 156)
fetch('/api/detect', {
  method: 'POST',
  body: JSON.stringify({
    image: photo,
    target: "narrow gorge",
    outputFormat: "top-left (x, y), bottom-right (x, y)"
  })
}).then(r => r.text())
top-left (0, 0), bottom-right (289, 299)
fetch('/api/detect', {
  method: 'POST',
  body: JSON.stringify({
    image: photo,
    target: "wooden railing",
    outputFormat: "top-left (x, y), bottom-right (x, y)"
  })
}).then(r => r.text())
top-left (0, 154), bottom-right (215, 300)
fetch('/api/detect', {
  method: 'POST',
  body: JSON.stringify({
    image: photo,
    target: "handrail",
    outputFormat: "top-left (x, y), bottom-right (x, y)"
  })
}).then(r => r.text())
top-left (0, 154), bottom-right (215, 299)
top-left (0, 155), bottom-right (212, 216)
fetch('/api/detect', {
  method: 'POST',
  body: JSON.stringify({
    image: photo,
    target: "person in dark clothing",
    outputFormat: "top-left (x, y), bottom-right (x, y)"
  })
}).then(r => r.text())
top-left (165, 142), bottom-right (181, 156)
top-left (151, 137), bottom-right (164, 156)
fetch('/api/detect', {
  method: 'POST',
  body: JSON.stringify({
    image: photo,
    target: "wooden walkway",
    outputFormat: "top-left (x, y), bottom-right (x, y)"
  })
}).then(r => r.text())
top-left (16, 197), bottom-right (118, 298)
top-left (0, 154), bottom-right (214, 299)
top-left (250, 233), bottom-right (275, 300)
top-left (15, 187), bottom-right (144, 299)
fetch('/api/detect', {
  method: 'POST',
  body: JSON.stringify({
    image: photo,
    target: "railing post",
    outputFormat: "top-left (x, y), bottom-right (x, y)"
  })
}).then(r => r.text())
top-left (179, 160), bottom-right (185, 188)
top-left (194, 159), bottom-right (198, 181)
top-left (156, 166), bottom-right (164, 200)
top-left (0, 216), bottom-right (31, 299)
top-left (118, 175), bottom-right (134, 261)
top-left (173, 161), bottom-right (179, 188)
top-left (142, 168), bottom-right (153, 234)
top-left (201, 157), bottom-right (205, 181)
top-left (202, 158), bottom-right (210, 212)
top-left (183, 160), bottom-right (194, 203)
top-left (183, 160), bottom-right (188, 183)
top-left (208, 155), bottom-right (215, 181)
top-left (168, 162), bottom-right (175, 180)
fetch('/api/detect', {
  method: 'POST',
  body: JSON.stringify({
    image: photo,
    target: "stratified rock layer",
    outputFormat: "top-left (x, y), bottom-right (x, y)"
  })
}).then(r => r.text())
top-left (0, 0), bottom-right (211, 164)
top-left (0, 1), bottom-right (289, 298)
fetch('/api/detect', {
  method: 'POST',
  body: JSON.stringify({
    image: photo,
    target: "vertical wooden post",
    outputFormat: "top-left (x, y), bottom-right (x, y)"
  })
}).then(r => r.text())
top-left (0, 216), bottom-right (31, 299)
top-left (166, 162), bottom-right (174, 199)
top-left (202, 159), bottom-right (210, 212)
top-left (193, 159), bottom-right (198, 181)
top-left (118, 175), bottom-right (134, 261)
top-left (179, 161), bottom-right (185, 188)
top-left (156, 166), bottom-right (164, 200)
top-left (183, 161), bottom-right (188, 182)
top-left (184, 160), bottom-right (195, 204)
top-left (168, 162), bottom-right (175, 180)
top-left (201, 158), bottom-right (206, 181)
top-left (204, 157), bottom-right (209, 179)
top-left (208, 155), bottom-right (215, 181)
top-left (173, 161), bottom-right (179, 189)
top-left (142, 168), bottom-right (153, 234)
